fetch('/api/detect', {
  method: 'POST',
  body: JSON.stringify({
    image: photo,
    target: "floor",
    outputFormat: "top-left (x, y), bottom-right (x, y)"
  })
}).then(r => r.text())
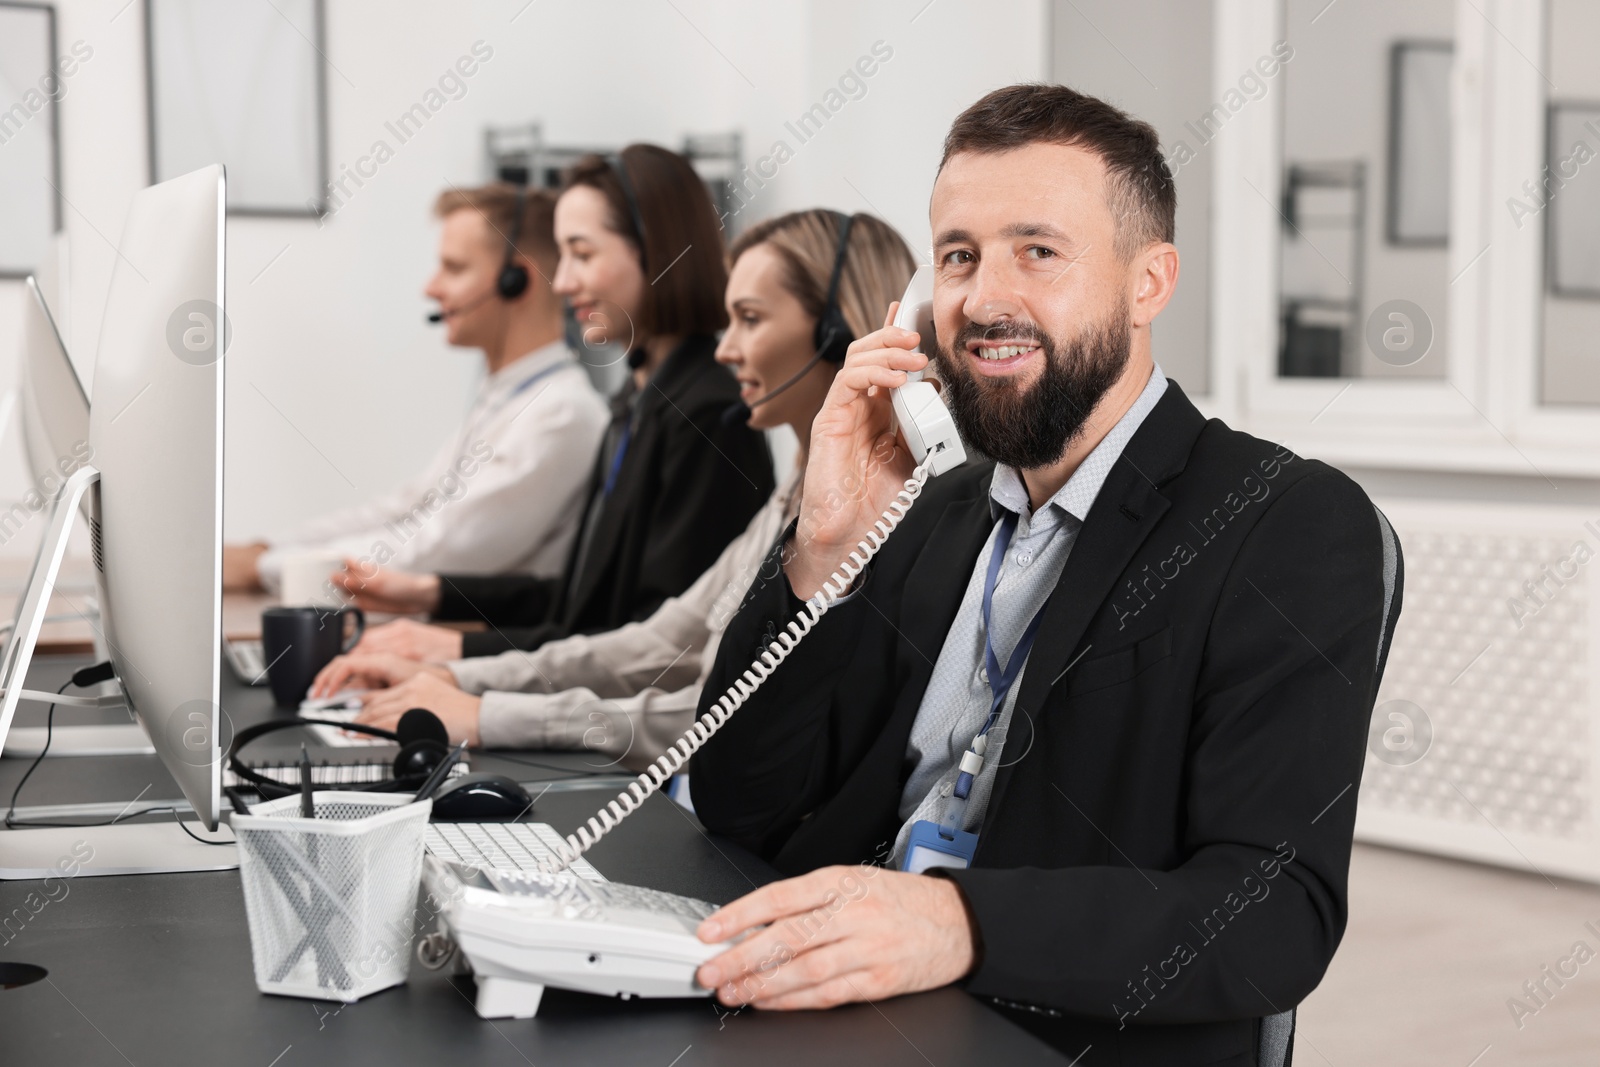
top-left (1298, 843), bottom-right (1600, 1066)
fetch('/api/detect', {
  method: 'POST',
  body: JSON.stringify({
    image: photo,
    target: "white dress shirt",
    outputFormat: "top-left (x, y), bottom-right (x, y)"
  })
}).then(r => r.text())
top-left (258, 341), bottom-right (609, 588)
top-left (444, 468), bottom-right (803, 769)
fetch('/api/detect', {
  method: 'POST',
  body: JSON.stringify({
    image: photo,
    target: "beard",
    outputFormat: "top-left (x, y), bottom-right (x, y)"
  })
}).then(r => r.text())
top-left (933, 302), bottom-right (1131, 470)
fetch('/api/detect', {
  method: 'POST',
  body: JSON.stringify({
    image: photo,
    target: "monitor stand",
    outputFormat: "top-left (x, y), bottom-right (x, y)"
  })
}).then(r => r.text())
top-left (3, 721), bottom-right (155, 757)
top-left (0, 467), bottom-right (239, 878)
top-left (0, 821), bottom-right (237, 879)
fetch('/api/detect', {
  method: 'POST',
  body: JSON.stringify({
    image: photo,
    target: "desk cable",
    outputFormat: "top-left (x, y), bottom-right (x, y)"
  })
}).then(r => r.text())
top-left (2, 661), bottom-right (230, 846)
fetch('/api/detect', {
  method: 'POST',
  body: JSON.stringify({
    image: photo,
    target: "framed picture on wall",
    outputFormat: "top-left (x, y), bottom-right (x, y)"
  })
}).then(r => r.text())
top-left (0, 2), bottom-right (62, 278)
top-left (146, 0), bottom-right (328, 216)
top-left (1546, 101), bottom-right (1600, 299)
top-left (1385, 40), bottom-right (1452, 247)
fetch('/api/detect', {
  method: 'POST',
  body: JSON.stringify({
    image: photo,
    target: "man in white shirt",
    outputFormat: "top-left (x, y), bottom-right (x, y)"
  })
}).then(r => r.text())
top-left (224, 184), bottom-right (609, 591)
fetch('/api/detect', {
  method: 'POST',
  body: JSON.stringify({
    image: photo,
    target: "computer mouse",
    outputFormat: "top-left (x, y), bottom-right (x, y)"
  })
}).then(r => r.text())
top-left (429, 773), bottom-right (534, 821)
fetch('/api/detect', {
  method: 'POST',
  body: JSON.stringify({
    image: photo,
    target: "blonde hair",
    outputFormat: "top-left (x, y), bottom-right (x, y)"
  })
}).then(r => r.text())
top-left (728, 210), bottom-right (916, 345)
top-left (434, 183), bottom-right (558, 277)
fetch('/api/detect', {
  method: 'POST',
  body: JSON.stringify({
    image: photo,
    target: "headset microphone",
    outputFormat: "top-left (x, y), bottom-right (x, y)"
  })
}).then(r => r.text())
top-left (720, 211), bottom-right (857, 427)
top-left (426, 288), bottom-right (499, 324)
top-left (720, 349), bottom-right (829, 426)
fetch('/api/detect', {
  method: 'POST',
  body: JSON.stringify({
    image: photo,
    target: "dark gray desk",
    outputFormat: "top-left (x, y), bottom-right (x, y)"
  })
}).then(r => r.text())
top-left (0, 657), bottom-right (1067, 1065)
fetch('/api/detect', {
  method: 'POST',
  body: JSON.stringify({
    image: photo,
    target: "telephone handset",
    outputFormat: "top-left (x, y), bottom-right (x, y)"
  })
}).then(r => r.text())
top-left (543, 267), bottom-right (966, 874)
top-left (889, 266), bottom-right (966, 476)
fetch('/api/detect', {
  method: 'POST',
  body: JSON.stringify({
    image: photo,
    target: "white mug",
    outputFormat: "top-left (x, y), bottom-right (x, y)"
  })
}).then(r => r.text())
top-left (278, 552), bottom-right (349, 609)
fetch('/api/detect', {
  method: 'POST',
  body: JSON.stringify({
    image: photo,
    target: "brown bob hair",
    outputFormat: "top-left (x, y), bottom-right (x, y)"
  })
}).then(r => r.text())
top-left (562, 144), bottom-right (728, 336)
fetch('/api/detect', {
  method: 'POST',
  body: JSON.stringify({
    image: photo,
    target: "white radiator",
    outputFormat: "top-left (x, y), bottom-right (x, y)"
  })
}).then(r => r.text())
top-left (1357, 498), bottom-right (1600, 884)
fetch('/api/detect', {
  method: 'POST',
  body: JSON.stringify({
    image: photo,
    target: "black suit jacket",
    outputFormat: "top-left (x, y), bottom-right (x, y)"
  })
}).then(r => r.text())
top-left (691, 381), bottom-right (1399, 1066)
top-left (437, 334), bottom-right (774, 656)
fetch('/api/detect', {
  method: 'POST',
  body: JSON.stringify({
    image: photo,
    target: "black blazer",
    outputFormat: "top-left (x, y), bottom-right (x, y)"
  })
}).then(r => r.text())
top-left (691, 382), bottom-right (1400, 1066)
top-left (437, 334), bottom-right (774, 656)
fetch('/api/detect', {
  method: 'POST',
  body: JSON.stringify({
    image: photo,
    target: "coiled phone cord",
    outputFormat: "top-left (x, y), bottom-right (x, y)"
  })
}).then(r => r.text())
top-left (542, 462), bottom-right (934, 874)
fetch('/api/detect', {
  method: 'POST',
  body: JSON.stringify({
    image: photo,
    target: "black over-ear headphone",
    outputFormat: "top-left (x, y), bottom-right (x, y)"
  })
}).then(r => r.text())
top-left (605, 151), bottom-right (650, 274)
top-left (814, 211), bottom-right (857, 364)
top-left (227, 708), bottom-right (452, 802)
top-left (720, 210), bottom-right (858, 426)
top-left (495, 182), bottom-right (531, 301)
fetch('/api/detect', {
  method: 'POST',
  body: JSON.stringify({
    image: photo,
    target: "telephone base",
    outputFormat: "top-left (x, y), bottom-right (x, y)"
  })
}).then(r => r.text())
top-left (473, 975), bottom-right (546, 1019)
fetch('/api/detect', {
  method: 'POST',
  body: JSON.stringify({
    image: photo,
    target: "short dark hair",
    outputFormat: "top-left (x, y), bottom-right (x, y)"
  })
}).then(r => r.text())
top-left (940, 83), bottom-right (1176, 261)
top-left (434, 183), bottom-right (558, 278)
top-left (563, 144), bottom-right (728, 337)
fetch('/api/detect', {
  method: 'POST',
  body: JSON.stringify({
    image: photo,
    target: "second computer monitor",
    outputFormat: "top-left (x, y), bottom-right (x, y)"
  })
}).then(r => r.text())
top-left (18, 275), bottom-right (91, 511)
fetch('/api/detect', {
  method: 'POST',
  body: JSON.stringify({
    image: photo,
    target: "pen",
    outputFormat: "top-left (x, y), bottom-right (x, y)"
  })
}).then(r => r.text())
top-left (299, 743), bottom-right (314, 818)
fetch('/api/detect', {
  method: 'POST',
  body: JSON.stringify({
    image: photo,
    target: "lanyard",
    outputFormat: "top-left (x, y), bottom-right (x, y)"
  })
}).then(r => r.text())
top-left (456, 358), bottom-right (569, 454)
top-left (601, 420), bottom-right (633, 497)
top-left (939, 511), bottom-right (1050, 839)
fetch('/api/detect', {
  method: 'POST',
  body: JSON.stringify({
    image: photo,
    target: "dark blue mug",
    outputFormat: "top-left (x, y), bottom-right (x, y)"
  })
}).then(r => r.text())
top-left (260, 605), bottom-right (365, 707)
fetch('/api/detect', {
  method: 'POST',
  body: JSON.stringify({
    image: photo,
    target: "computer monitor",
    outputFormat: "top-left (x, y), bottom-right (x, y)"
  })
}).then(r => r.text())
top-left (3, 275), bottom-right (157, 761)
top-left (18, 276), bottom-right (90, 491)
top-left (0, 164), bottom-right (235, 877)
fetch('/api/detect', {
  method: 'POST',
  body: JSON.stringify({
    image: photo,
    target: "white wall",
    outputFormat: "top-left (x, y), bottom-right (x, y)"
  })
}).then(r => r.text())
top-left (0, 0), bottom-right (1046, 558)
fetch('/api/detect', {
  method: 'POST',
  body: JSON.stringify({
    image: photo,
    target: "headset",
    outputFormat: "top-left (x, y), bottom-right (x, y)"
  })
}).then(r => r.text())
top-left (495, 182), bottom-right (531, 301)
top-left (227, 707), bottom-right (452, 802)
top-left (721, 210), bottom-right (856, 425)
top-left (813, 210), bottom-right (857, 363)
top-left (426, 183), bottom-right (530, 323)
top-left (605, 151), bottom-right (650, 274)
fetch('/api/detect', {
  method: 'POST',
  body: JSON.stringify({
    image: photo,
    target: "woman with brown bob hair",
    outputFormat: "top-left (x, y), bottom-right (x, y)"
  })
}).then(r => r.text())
top-left (328, 144), bottom-right (774, 665)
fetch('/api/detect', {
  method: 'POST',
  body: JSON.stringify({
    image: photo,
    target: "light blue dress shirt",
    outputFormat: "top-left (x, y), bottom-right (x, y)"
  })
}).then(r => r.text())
top-left (890, 364), bottom-right (1169, 867)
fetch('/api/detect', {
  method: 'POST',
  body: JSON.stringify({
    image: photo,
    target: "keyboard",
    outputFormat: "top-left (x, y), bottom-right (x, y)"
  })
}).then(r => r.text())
top-left (425, 821), bottom-right (606, 884)
top-left (224, 638), bottom-right (269, 686)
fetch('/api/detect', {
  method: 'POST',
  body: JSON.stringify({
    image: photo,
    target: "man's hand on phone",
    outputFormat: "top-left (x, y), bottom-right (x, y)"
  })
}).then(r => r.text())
top-left (693, 866), bottom-right (977, 1010)
top-left (784, 303), bottom-right (927, 600)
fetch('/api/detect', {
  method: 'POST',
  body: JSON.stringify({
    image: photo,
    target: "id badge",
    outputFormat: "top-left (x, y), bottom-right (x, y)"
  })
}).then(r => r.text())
top-left (901, 819), bottom-right (978, 873)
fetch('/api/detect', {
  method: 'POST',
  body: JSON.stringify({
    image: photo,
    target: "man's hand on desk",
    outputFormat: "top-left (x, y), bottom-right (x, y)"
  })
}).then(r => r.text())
top-left (353, 671), bottom-right (482, 747)
top-left (311, 652), bottom-right (452, 698)
top-left (222, 542), bottom-right (268, 591)
top-left (331, 559), bottom-right (442, 615)
top-left (349, 618), bottom-right (463, 662)
top-left (694, 866), bottom-right (976, 1010)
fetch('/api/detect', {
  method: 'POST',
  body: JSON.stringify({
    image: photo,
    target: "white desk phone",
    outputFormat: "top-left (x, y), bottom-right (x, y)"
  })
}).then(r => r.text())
top-left (427, 266), bottom-right (967, 1018)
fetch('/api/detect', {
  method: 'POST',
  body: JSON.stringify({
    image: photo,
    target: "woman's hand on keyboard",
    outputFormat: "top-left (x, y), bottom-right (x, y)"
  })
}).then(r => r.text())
top-left (353, 671), bottom-right (482, 747)
top-left (311, 652), bottom-right (453, 699)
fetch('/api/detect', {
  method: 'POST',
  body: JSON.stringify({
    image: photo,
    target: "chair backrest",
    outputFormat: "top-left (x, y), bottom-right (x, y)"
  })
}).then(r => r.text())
top-left (1253, 505), bottom-right (1404, 1067)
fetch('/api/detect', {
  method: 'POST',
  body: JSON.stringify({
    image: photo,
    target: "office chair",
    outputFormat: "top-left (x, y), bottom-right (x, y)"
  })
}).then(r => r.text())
top-left (1253, 504), bottom-right (1404, 1067)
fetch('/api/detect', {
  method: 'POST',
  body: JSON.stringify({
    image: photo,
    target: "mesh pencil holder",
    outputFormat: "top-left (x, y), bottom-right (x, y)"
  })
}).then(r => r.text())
top-left (233, 791), bottom-right (433, 1002)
